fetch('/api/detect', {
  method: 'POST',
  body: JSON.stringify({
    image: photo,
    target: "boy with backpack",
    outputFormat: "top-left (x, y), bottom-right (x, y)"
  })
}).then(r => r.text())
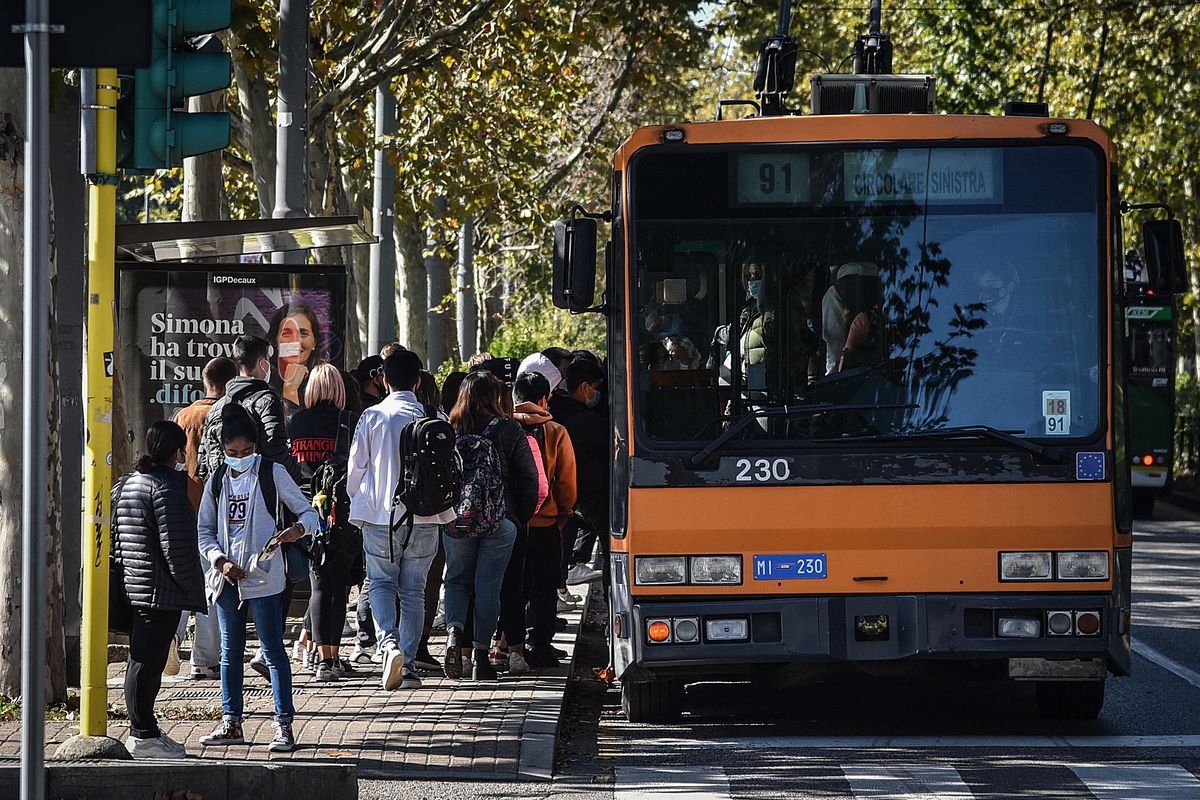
top-left (346, 349), bottom-right (456, 691)
top-left (510, 371), bottom-right (577, 668)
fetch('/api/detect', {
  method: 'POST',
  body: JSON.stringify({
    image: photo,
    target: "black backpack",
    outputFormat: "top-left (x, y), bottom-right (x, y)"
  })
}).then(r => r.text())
top-left (389, 405), bottom-right (461, 559)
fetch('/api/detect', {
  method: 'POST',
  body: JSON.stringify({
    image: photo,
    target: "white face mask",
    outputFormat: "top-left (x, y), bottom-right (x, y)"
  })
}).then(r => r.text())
top-left (260, 359), bottom-right (272, 383)
top-left (225, 453), bottom-right (257, 472)
top-left (174, 461), bottom-right (188, 472)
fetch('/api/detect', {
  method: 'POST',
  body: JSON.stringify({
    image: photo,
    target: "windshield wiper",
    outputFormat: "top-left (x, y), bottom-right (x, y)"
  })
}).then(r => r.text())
top-left (829, 424), bottom-right (1065, 462)
top-left (687, 402), bottom-right (917, 468)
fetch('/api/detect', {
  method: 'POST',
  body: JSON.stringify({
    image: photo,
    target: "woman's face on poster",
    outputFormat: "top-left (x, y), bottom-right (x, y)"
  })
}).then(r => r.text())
top-left (276, 312), bottom-right (316, 367)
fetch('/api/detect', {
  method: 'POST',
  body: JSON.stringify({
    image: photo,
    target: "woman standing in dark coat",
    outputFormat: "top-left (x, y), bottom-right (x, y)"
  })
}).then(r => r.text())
top-left (111, 420), bottom-right (207, 758)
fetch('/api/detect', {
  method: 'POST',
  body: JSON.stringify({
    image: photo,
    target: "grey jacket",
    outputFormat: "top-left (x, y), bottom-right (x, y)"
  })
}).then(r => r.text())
top-left (197, 456), bottom-right (318, 601)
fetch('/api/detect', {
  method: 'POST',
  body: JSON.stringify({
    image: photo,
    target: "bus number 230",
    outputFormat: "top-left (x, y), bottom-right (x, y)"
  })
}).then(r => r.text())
top-left (734, 458), bottom-right (791, 482)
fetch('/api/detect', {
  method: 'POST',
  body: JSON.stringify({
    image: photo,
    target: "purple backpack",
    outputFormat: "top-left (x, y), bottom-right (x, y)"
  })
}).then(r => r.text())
top-left (447, 418), bottom-right (507, 539)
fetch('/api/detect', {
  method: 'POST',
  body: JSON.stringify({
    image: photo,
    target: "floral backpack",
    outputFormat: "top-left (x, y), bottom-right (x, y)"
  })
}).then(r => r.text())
top-left (447, 418), bottom-right (507, 538)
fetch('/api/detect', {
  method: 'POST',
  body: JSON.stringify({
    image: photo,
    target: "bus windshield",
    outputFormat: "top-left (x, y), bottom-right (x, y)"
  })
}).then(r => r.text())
top-left (631, 143), bottom-right (1102, 445)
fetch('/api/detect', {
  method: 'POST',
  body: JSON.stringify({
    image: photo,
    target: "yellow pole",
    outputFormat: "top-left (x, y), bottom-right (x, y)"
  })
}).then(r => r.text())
top-left (80, 67), bottom-right (118, 737)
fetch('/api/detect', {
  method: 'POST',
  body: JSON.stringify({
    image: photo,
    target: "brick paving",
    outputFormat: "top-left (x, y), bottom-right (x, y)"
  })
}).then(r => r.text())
top-left (0, 592), bottom-right (587, 780)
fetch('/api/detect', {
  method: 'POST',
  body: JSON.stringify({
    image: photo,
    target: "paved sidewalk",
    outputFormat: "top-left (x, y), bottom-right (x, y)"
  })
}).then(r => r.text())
top-left (0, 589), bottom-right (590, 781)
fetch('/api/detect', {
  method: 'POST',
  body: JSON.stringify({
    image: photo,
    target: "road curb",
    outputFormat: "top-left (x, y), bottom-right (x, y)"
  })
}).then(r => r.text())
top-left (0, 759), bottom-right (357, 799)
top-left (515, 582), bottom-right (594, 781)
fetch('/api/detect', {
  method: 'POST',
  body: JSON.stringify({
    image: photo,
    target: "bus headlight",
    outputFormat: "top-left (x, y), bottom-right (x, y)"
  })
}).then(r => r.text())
top-left (635, 556), bottom-right (687, 585)
top-left (999, 552), bottom-right (1052, 581)
top-left (689, 555), bottom-right (742, 584)
top-left (1056, 551), bottom-right (1109, 580)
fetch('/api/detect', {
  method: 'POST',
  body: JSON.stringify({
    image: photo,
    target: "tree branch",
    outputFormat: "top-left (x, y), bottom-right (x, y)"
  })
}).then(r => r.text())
top-left (311, 0), bottom-right (502, 126)
top-left (538, 22), bottom-right (643, 195)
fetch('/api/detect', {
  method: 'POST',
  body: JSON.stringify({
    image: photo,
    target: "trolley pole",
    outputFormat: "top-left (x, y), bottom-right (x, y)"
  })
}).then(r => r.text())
top-left (20, 0), bottom-right (50, 796)
top-left (79, 66), bottom-right (119, 740)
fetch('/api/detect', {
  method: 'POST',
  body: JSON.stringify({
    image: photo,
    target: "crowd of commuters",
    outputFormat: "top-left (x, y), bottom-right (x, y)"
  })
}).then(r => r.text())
top-left (108, 328), bottom-right (610, 758)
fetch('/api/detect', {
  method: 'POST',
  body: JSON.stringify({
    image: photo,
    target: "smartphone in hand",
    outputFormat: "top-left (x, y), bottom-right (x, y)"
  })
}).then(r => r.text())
top-left (258, 534), bottom-right (284, 561)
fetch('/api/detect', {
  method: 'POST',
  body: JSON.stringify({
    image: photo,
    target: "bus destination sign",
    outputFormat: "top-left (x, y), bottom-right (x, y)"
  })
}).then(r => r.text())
top-left (843, 148), bottom-right (1000, 205)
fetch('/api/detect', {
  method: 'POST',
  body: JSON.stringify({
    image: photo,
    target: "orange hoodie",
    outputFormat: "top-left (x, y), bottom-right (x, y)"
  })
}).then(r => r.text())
top-left (513, 401), bottom-right (577, 528)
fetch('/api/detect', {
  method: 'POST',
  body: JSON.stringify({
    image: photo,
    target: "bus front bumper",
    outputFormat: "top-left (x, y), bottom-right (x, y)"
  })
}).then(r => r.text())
top-left (625, 593), bottom-right (1128, 676)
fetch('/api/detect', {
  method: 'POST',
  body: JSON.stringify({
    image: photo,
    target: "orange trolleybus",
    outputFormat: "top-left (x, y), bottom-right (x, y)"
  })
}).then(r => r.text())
top-left (551, 1), bottom-right (1187, 722)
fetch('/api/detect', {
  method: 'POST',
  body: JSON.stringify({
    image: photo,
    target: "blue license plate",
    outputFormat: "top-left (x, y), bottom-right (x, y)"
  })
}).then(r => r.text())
top-left (752, 553), bottom-right (827, 580)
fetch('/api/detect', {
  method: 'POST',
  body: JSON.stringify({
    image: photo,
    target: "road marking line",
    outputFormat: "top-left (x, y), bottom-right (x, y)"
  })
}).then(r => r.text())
top-left (633, 735), bottom-right (1200, 749)
top-left (615, 766), bottom-right (730, 800)
top-left (843, 764), bottom-right (973, 798)
top-left (1133, 638), bottom-right (1200, 692)
top-left (1071, 764), bottom-right (1200, 800)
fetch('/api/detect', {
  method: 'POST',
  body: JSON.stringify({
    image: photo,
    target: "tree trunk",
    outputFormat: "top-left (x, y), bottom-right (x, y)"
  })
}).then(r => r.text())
top-left (1186, 180), bottom-right (1200, 382)
top-left (0, 71), bottom-right (66, 702)
top-left (424, 198), bottom-right (452, 370)
top-left (231, 49), bottom-right (276, 217)
top-left (183, 93), bottom-right (227, 222)
top-left (0, 73), bottom-right (25, 699)
top-left (396, 213), bottom-right (427, 359)
top-left (457, 216), bottom-right (477, 361)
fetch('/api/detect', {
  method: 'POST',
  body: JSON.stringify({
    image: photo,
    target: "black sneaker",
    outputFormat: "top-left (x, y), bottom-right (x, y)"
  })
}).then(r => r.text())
top-left (524, 646), bottom-right (561, 669)
top-left (199, 719), bottom-right (244, 747)
top-left (471, 647), bottom-right (498, 681)
top-left (414, 642), bottom-right (441, 672)
top-left (444, 627), bottom-right (463, 679)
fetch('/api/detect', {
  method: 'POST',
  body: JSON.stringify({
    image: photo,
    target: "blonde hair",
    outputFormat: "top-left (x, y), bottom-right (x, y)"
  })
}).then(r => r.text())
top-left (304, 363), bottom-right (346, 410)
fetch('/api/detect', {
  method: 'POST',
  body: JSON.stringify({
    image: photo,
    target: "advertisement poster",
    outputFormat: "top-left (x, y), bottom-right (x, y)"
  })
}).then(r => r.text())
top-left (118, 264), bottom-right (348, 455)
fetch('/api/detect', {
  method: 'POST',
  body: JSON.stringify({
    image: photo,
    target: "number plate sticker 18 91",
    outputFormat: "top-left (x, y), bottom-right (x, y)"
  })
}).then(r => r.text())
top-left (753, 553), bottom-right (827, 580)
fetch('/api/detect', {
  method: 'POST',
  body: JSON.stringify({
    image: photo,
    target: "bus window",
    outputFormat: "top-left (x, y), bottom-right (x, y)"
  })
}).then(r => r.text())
top-left (631, 144), bottom-right (1102, 445)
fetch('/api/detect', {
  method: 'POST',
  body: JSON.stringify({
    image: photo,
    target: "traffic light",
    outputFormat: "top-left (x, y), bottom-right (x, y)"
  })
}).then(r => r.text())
top-left (117, 0), bottom-right (231, 170)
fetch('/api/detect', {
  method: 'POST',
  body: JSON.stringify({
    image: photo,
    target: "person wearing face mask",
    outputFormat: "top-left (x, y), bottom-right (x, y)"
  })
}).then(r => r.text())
top-left (197, 415), bottom-right (318, 753)
top-left (198, 335), bottom-right (300, 483)
top-left (549, 358), bottom-right (609, 587)
top-left (974, 263), bottom-right (1022, 326)
top-left (111, 420), bottom-right (207, 758)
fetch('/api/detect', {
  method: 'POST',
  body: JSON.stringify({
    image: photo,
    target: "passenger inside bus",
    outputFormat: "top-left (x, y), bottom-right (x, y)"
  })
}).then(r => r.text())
top-left (821, 261), bottom-right (881, 374)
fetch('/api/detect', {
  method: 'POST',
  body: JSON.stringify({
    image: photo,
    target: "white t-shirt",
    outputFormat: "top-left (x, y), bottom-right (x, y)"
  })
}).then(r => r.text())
top-left (224, 469), bottom-right (259, 547)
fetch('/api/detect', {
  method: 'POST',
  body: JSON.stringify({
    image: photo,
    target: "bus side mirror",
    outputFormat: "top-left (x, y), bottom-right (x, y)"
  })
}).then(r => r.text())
top-left (1143, 218), bottom-right (1187, 295)
top-left (553, 216), bottom-right (597, 311)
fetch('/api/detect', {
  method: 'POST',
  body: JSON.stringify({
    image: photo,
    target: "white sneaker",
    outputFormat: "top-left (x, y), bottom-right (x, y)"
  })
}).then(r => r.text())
top-left (158, 733), bottom-right (188, 756)
top-left (163, 642), bottom-right (181, 677)
top-left (508, 650), bottom-right (531, 675)
top-left (566, 564), bottom-right (602, 585)
top-left (187, 664), bottom-right (219, 680)
top-left (381, 645), bottom-right (404, 690)
top-left (371, 648), bottom-right (385, 665)
top-left (126, 735), bottom-right (181, 759)
top-left (292, 641), bottom-right (306, 663)
top-left (349, 644), bottom-right (374, 664)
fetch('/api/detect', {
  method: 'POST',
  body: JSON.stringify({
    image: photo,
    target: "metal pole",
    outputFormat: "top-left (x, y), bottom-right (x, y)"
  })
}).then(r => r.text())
top-left (368, 86), bottom-right (396, 354)
top-left (272, 0), bottom-right (308, 264)
top-left (21, 0), bottom-right (50, 797)
top-left (456, 216), bottom-right (476, 362)
top-left (79, 67), bottom-right (118, 740)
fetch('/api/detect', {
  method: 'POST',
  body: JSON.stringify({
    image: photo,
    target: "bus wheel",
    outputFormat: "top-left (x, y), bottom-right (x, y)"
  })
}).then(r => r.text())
top-left (1035, 680), bottom-right (1105, 720)
top-left (622, 678), bottom-right (684, 722)
top-left (1132, 491), bottom-right (1156, 518)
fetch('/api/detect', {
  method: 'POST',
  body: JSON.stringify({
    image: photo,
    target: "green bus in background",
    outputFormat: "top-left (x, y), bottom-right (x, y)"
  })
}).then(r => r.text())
top-left (1126, 290), bottom-right (1176, 517)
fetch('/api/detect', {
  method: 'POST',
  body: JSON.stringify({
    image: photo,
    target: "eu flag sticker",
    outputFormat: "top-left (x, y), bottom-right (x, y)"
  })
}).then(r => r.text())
top-left (1076, 452), bottom-right (1105, 481)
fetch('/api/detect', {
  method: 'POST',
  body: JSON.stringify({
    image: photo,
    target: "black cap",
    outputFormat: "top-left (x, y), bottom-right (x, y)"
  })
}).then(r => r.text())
top-left (355, 355), bottom-right (385, 384)
top-left (474, 356), bottom-right (520, 387)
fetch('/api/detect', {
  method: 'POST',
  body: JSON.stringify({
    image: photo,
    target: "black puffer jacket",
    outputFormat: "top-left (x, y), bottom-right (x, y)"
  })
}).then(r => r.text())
top-left (197, 376), bottom-right (299, 481)
top-left (549, 394), bottom-right (609, 526)
top-left (111, 466), bottom-right (206, 612)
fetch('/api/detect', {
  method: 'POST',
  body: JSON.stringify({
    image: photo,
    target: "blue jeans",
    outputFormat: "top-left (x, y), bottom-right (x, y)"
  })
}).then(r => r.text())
top-left (442, 518), bottom-right (518, 649)
top-left (362, 522), bottom-right (440, 665)
top-left (214, 585), bottom-right (294, 723)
